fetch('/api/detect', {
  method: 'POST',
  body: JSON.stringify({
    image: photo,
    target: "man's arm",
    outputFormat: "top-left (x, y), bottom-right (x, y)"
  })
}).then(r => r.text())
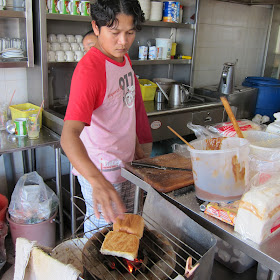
top-left (61, 120), bottom-right (126, 223)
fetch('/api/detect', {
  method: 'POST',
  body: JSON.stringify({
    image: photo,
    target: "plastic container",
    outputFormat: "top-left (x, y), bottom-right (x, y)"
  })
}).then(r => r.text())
top-left (242, 131), bottom-right (280, 161)
top-left (266, 112), bottom-right (280, 135)
top-left (242, 77), bottom-right (280, 120)
top-left (0, 195), bottom-right (8, 222)
top-left (9, 103), bottom-right (43, 128)
top-left (7, 210), bottom-right (57, 248)
top-left (215, 236), bottom-right (256, 273)
top-left (187, 137), bottom-right (250, 202)
top-left (155, 38), bottom-right (172, 59)
top-left (138, 79), bottom-right (157, 101)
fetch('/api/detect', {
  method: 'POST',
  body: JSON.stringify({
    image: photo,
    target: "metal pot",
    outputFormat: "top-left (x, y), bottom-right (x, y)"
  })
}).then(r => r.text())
top-left (169, 84), bottom-right (191, 107)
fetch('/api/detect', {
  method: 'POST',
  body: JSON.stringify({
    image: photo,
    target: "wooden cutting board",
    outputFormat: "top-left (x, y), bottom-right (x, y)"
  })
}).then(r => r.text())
top-left (124, 153), bottom-right (194, 193)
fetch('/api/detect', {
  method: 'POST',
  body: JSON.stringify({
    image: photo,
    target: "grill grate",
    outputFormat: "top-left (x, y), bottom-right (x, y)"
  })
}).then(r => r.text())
top-left (51, 195), bottom-right (202, 280)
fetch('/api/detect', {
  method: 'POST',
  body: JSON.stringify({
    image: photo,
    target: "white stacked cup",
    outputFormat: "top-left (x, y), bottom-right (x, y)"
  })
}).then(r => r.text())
top-left (138, 0), bottom-right (150, 20)
top-left (150, 1), bottom-right (162, 21)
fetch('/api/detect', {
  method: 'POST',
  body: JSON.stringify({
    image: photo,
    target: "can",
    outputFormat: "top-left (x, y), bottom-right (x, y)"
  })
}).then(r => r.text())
top-left (138, 46), bottom-right (148, 60)
top-left (148, 46), bottom-right (157, 60)
top-left (163, 1), bottom-right (180, 23)
top-left (156, 47), bottom-right (163, 60)
top-left (14, 118), bottom-right (27, 137)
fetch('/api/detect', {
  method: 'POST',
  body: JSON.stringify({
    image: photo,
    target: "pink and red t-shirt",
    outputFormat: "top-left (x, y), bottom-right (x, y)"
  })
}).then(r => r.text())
top-left (65, 48), bottom-right (136, 184)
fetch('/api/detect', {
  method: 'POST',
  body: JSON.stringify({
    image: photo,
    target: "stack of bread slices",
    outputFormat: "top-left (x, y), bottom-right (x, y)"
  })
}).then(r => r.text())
top-left (100, 213), bottom-right (145, 261)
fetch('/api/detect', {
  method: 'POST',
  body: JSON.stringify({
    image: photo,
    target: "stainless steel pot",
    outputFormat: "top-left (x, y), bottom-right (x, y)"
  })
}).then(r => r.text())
top-left (169, 84), bottom-right (191, 107)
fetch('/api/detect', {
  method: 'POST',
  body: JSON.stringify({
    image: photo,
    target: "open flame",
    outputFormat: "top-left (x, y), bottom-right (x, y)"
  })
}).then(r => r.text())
top-left (124, 258), bottom-right (143, 273)
top-left (109, 258), bottom-right (143, 274)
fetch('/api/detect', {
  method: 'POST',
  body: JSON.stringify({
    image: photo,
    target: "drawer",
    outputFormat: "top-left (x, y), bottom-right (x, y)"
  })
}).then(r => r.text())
top-left (149, 111), bottom-right (192, 142)
top-left (192, 108), bottom-right (224, 126)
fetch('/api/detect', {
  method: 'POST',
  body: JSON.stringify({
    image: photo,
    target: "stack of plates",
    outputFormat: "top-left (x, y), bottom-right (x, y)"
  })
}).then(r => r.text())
top-left (1, 48), bottom-right (24, 58)
top-left (139, 0), bottom-right (151, 20)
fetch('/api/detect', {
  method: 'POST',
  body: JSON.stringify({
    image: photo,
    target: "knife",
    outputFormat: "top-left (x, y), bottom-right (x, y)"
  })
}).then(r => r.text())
top-left (131, 161), bottom-right (192, 171)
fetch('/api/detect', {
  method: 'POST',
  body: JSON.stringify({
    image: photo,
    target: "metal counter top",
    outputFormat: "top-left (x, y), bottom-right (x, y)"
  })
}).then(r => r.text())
top-left (121, 168), bottom-right (280, 276)
top-left (0, 126), bottom-right (60, 154)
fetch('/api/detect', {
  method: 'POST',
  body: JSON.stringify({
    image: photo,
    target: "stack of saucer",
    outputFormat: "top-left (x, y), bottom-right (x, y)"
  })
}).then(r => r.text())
top-left (150, 1), bottom-right (163, 21)
top-left (1, 48), bottom-right (24, 58)
top-left (138, 0), bottom-right (150, 20)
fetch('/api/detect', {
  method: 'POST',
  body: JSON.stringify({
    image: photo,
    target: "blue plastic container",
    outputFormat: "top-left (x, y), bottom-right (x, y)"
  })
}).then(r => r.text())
top-left (242, 77), bottom-right (280, 120)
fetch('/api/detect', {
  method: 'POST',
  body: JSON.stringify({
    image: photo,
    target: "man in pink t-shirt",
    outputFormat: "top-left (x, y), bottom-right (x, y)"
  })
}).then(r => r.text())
top-left (61, 0), bottom-right (146, 236)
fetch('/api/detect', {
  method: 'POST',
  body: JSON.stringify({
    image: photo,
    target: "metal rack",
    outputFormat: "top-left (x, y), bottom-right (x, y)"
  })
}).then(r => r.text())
top-left (52, 188), bottom-right (216, 280)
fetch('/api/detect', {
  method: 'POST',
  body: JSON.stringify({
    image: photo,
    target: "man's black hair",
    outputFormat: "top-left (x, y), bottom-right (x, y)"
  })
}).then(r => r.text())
top-left (90, 0), bottom-right (145, 31)
top-left (83, 30), bottom-right (95, 40)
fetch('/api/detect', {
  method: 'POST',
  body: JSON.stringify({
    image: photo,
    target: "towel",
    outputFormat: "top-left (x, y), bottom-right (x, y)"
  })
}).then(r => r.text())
top-left (14, 238), bottom-right (36, 280)
top-left (13, 238), bottom-right (81, 280)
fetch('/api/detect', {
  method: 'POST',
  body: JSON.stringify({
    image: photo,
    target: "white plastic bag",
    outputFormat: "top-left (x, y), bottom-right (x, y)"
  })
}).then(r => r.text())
top-left (8, 172), bottom-right (58, 224)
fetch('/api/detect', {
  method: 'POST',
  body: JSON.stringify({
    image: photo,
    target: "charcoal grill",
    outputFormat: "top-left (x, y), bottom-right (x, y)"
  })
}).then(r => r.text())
top-left (52, 187), bottom-right (216, 280)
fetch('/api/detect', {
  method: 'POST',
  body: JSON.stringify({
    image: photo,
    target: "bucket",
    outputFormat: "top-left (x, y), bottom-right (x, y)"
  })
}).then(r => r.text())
top-left (7, 211), bottom-right (57, 248)
top-left (155, 38), bottom-right (172, 59)
top-left (242, 131), bottom-right (280, 179)
top-left (242, 77), bottom-right (280, 120)
top-left (0, 195), bottom-right (8, 222)
top-left (187, 137), bottom-right (250, 202)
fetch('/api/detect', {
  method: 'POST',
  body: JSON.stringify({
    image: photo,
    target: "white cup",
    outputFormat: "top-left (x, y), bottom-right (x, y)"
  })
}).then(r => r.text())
top-left (47, 42), bottom-right (51, 51)
top-left (55, 50), bottom-right (65, 62)
top-left (0, 0), bottom-right (6, 10)
top-left (57, 34), bottom-right (66, 43)
top-left (66, 35), bottom-right (75, 43)
top-left (48, 50), bottom-right (56, 62)
top-left (48, 34), bottom-right (57, 43)
top-left (75, 35), bottom-right (83, 43)
top-left (65, 50), bottom-right (75, 62)
top-left (70, 42), bottom-right (80, 51)
top-left (74, 50), bottom-right (84, 61)
top-left (79, 43), bottom-right (84, 51)
top-left (50, 42), bottom-right (61, 51)
top-left (60, 42), bottom-right (71, 51)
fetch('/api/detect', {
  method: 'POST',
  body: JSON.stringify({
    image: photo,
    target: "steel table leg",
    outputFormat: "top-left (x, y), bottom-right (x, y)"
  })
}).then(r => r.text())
top-left (134, 185), bottom-right (140, 214)
top-left (268, 271), bottom-right (280, 280)
top-left (70, 163), bottom-right (77, 235)
top-left (3, 153), bottom-right (15, 199)
top-left (30, 148), bottom-right (36, 171)
top-left (22, 150), bottom-right (29, 173)
top-left (55, 147), bottom-right (64, 240)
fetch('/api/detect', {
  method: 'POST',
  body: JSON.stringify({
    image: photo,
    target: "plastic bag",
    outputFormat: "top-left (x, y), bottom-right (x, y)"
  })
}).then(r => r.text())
top-left (8, 171), bottom-right (58, 224)
top-left (209, 119), bottom-right (262, 137)
top-left (187, 122), bottom-right (221, 140)
top-left (234, 172), bottom-right (280, 244)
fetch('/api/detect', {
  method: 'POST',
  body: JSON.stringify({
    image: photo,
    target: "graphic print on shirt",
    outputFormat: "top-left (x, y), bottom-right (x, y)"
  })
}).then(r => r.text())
top-left (119, 71), bottom-right (135, 108)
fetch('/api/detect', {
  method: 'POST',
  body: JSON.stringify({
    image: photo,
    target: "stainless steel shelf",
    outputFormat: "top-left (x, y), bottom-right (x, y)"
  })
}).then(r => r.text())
top-left (0, 61), bottom-right (28, 68)
top-left (132, 59), bottom-right (191, 65)
top-left (46, 13), bottom-right (91, 22)
top-left (0, 10), bottom-right (25, 18)
top-left (48, 62), bottom-right (77, 67)
top-left (45, 13), bottom-right (194, 29)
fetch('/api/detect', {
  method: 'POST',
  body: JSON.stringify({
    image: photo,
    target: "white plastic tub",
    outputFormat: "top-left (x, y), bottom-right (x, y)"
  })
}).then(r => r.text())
top-left (187, 137), bottom-right (250, 202)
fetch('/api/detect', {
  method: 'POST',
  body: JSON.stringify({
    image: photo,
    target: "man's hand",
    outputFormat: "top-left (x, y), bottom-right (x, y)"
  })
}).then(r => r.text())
top-left (89, 175), bottom-right (126, 223)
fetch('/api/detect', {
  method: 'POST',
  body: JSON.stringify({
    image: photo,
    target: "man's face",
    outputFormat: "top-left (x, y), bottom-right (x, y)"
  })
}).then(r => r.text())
top-left (83, 34), bottom-right (97, 53)
top-left (92, 13), bottom-right (136, 62)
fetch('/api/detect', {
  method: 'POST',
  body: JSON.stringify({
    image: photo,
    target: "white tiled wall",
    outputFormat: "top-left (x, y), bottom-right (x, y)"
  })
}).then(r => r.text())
top-left (193, 0), bottom-right (272, 88)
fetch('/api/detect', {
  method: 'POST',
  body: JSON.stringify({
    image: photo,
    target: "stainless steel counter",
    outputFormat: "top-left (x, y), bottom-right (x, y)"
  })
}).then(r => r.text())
top-left (0, 127), bottom-right (64, 240)
top-left (121, 168), bottom-right (280, 277)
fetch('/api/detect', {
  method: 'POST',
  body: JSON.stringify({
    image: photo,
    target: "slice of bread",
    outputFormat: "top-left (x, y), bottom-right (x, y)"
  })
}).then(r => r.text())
top-left (113, 213), bottom-right (145, 239)
top-left (100, 231), bottom-right (139, 261)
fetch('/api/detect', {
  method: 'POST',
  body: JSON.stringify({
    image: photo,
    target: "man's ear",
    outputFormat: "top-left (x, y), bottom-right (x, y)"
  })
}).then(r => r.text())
top-left (91, 20), bottom-right (100, 37)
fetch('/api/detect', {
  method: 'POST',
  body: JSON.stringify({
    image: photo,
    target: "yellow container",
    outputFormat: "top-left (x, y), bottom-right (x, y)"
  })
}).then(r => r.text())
top-left (9, 103), bottom-right (43, 128)
top-left (139, 79), bottom-right (157, 101)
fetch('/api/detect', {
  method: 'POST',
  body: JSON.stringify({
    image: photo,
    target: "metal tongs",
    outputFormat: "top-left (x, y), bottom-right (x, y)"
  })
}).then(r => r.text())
top-left (131, 161), bottom-right (192, 171)
top-left (172, 257), bottom-right (200, 280)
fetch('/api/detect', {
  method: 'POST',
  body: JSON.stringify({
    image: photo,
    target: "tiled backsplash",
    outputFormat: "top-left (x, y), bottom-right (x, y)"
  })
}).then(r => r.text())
top-left (193, 0), bottom-right (272, 88)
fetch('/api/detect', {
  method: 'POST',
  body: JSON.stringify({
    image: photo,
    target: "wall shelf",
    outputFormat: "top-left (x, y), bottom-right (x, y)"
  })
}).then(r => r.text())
top-left (0, 10), bottom-right (25, 18)
top-left (131, 59), bottom-right (191, 66)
